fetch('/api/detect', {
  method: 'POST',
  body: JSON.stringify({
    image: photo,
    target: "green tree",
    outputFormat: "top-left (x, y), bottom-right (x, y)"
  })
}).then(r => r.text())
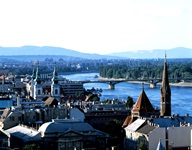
top-left (106, 69), bottom-right (113, 78)
top-left (126, 96), bottom-right (134, 108)
top-left (23, 143), bottom-right (40, 150)
top-left (102, 119), bottom-right (125, 150)
top-left (137, 142), bottom-right (148, 150)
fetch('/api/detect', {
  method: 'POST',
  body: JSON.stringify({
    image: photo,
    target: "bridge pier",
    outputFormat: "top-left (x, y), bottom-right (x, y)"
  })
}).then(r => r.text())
top-left (150, 83), bottom-right (156, 88)
top-left (109, 82), bottom-right (115, 90)
top-left (150, 79), bottom-right (157, 88)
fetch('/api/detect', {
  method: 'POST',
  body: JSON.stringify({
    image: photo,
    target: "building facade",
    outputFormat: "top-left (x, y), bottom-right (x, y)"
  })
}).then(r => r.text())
top-left (27, 65), bottom-right (84, 101)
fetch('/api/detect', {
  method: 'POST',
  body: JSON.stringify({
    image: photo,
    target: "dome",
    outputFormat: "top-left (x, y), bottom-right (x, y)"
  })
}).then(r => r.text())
top-left (38, 119), bottom-right (94, 134)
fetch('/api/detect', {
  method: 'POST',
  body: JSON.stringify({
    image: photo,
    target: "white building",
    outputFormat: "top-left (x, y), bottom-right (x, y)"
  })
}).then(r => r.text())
top-left (27, 65), bottom-right (84, 101)
top-left (124, 117), bottom-right (192, 150)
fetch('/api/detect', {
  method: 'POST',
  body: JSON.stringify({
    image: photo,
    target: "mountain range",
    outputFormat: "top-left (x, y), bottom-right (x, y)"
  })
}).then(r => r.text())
top-left (0, 46), bottom-right (191, 59)
top-left (109, 47), bottom-right (192, 59)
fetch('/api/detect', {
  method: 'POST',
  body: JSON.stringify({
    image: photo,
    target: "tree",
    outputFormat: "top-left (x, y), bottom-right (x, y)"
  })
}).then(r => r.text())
top-left (23, 143), bottom-right (40, 150)
top-left (106, 69), bottom-right (113, 78)
top-left (137, 142), bottom-right (148, 150)
top-left (126, 96), bottom-right (134, 108)
top-left (102, 119), bottom-right (125, 150)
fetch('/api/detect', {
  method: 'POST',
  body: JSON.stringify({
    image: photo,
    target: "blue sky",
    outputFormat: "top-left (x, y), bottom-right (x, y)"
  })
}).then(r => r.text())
top-left (0, 0), bottom-right (191, 54)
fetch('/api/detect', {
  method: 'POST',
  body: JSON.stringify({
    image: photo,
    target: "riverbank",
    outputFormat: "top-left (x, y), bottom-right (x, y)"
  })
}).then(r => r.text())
top-left (169, 82), bottom-right (192, 87)
top-left (59, 71), bottom-right (98, 75)
top-left (99, 77), bottom-right (192, 87)
top-left (127, 81), bottom-right (192, 87)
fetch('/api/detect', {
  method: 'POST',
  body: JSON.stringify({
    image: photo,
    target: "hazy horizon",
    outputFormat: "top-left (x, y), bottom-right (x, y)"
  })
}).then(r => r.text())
top-left (1, 45), bottom-right (191, 56)
top-left (0, 0), bottom-right (191, 54)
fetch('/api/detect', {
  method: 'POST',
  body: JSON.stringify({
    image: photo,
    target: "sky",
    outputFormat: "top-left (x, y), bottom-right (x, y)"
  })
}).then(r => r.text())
top-left (0, 0), bottom-right (191, 54)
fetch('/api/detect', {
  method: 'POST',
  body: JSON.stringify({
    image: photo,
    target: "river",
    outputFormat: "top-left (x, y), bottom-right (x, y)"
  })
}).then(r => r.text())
top-left (62, 72), bottom-right (192, 116)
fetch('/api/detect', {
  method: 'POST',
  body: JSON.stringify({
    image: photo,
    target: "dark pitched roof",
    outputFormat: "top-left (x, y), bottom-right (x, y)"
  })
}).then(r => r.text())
top-left (136, 123), bottom-right (156, 134)
top-left (132, 88), bottom-right (154, 114)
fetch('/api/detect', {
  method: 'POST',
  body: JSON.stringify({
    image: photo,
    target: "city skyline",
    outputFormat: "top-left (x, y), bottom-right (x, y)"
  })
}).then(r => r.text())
top-left (0, 0), bottom-right (191, 54)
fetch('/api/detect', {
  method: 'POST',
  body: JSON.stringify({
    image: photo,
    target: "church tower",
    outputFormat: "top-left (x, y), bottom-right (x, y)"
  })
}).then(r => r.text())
top-left (160, 53), bottom-right (171, 116)
top-left (34, 65), bottom-right (43, 101)
top-left (30, 68), bottom-right (36, 98)
top-left (51, 64), bottom-right (60, 101)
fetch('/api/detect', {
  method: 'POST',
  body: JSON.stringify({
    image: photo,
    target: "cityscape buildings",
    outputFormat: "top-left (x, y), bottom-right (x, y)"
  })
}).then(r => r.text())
top-left (0, 54), bottom-right (191, 149)
top-left (123, 55), bottom-right (192, 150)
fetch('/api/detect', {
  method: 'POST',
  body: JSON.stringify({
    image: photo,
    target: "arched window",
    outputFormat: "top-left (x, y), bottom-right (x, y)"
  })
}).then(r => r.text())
top-left (55, 89), bottom-right (58, 94)
top-left (45, 90), bottom-right (48, 95)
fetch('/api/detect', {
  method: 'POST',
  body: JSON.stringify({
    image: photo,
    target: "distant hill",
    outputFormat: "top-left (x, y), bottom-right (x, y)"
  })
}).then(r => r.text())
top-left (0, 46), bottom-right (121, 60)
top-left (108, 47), bottom-right (192, 58)
top-left (0, 46), bottom-right (191, 59)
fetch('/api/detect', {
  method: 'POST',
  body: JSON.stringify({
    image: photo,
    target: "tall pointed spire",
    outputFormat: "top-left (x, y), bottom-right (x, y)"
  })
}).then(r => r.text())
top-left (51, 62), bottom-right (60, 100)
top-left (160, 53), bottom-right (171, 116)
top-left (52, 62), bottom-right (59, 85)
top-left (34, 64), bottom-right (41, 85)
top-left (31, 67), bottom-right (36, 80)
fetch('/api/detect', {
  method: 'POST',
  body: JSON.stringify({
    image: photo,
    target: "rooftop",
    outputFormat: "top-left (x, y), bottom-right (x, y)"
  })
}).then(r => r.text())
top-left (4, 125), bottom-right (41, 142)
top-left (38, 119), bottom-right (94, 134)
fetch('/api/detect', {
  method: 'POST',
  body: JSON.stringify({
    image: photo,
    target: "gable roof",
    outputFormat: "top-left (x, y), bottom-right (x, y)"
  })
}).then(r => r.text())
top-left (136, 123), bottom-right (156, 135)
top-left (44, 97), bottom-right (58, 106)
top-left (124, 118), bottom-right (146, 132)
top-left (132, 88), bottom-right (154, 114)
top-left (58, 129), bottom-right (83, 138)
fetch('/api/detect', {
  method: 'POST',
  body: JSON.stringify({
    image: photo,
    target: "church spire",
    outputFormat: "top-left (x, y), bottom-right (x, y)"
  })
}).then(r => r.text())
top-left (160, 53), bottom-right (171, 116)
top-left (31, 67), bottom-right (36, 80)
top-left (34, 64), bottom-right (41, 85)
top-left (52, 62), bottom-right (59, 85)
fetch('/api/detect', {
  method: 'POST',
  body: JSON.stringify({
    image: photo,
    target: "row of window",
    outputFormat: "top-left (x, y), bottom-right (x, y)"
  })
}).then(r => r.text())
top-left (36, 89), bottom-right (59, 95)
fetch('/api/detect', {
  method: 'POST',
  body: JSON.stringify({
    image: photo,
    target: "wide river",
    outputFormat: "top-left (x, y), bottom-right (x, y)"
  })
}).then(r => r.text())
top-left (62, 72), bottom-right (192, 116)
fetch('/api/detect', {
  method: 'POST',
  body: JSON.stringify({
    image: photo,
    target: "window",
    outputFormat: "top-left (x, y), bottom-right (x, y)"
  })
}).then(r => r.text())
top-left (38, 90), bottom-right (41, 95)
top-left (55, 89), bottom-right (58, 94)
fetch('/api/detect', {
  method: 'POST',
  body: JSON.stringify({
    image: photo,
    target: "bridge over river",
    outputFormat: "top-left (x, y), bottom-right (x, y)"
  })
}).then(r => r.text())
top-left (81, 78), bottom-right (192, 89)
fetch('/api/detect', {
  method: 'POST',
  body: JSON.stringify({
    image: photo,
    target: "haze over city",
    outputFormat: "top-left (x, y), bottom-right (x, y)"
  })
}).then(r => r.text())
top-left (0, 0), bottom-right (191, 54)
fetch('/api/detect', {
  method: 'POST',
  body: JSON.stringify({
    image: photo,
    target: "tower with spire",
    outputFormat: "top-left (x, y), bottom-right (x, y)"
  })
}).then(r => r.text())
top-left (160, 53), bottom-right (171, 116)
top-left (34, 65), bottom-right (43, 101)
top-left (30, 67), bottom-right (36, 98)
top-left (51, 63), bottom-right (60, 101)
